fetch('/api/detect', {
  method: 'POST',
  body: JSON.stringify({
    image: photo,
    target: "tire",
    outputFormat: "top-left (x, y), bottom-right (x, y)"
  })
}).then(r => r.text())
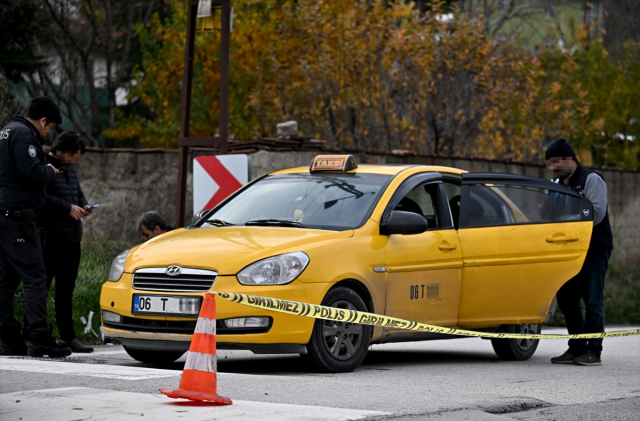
top-left (302, 286), bottom-right (372, 373)
top-left (124, 347), bottom-right (185, 364)
top-left (491, 323), bottom-right (541, 361)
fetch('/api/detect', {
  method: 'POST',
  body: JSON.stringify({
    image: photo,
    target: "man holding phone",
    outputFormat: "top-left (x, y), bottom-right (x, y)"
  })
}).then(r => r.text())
top-left (36, 130), bottom-right (94, 353)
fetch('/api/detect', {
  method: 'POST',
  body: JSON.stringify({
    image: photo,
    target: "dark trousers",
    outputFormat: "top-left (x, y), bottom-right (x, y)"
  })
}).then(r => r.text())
top-left (0, 215), bottom-right (50, 344)
top-left (43, 235), bottom-right (82, 341)
top-left (557, 250), bottom-right (610, 358)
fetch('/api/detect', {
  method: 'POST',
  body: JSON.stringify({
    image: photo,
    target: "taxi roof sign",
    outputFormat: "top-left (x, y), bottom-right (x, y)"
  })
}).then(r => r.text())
top-left (309, 155), bottom-right (358, 172)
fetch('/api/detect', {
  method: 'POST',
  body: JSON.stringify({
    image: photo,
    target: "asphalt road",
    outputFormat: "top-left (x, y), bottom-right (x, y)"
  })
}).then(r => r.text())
top-left (1, 326), bottom-right (639, 420)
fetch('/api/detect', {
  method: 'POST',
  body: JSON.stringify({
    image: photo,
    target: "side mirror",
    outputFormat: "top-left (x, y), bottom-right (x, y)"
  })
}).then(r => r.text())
top-left (385, 210), bottom-right (428, 235)
top-left (191, 209), bottom-right (210, 226)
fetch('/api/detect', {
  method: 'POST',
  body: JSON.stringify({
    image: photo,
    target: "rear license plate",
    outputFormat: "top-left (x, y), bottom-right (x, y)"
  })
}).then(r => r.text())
top-left (132, 295), bottom-right (201, 317)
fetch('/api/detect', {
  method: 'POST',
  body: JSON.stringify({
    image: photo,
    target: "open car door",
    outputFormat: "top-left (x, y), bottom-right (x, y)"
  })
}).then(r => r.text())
top-left (456, 173), bottom-right (594, 327)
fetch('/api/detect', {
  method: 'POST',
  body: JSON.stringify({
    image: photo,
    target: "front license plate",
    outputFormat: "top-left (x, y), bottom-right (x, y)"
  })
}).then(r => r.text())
top-left (132, 295), bottom-right (201, 317)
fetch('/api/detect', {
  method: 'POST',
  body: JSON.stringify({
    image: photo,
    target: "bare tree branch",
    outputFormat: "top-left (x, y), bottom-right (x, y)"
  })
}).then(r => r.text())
top-left (24, 0), bottom-right (160, 145)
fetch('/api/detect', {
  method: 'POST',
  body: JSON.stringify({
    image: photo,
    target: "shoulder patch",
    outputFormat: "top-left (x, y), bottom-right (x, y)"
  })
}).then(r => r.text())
top-left (28, 145), bottom-right (37, 158)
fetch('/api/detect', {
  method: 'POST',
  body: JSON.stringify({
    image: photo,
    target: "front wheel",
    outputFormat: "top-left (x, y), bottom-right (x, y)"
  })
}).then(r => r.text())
top-left (491, 323), bottom-right (541, 361)
top-left (302, 287), bottom-right (371, 373)
top-left (124, 347), bottom-right (185, 364)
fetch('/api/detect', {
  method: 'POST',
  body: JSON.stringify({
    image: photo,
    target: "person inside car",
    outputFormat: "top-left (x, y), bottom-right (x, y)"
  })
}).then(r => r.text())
top-left (137, 210), bottom-right (174, 242)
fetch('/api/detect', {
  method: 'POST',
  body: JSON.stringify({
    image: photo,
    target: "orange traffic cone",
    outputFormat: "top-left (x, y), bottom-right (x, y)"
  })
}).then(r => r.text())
top-left (160, 293), bottom-right (232, 404)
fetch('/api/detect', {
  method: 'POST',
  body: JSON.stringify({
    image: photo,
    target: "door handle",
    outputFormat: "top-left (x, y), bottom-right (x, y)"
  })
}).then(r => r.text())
top-left (439, 243), bottom-right (458, 250)
top-left (546, 236), bottom-right (579, 243)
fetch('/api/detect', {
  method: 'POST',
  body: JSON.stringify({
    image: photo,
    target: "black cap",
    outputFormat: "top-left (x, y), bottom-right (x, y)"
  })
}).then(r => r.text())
top-left (545, 137), bottom-right (576, 160)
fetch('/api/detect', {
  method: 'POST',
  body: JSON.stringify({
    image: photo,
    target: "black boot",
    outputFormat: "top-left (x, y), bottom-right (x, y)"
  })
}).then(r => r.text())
top-left (28, 337), bottom-right (72, 358)
top-left (0, 329), bottom-right (28, 356)
top-left (59, 338), bottom-right (94, 353)
top-left (0, 341), bottom-right (28, 356)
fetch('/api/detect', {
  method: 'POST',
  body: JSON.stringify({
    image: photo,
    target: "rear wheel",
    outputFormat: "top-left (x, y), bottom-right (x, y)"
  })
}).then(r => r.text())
top-left (124, 347), bottom-right (185, 364)
top-left (302, 287), bottom-right (371, 373)
top-left (491, 323), bottom-right (541, 361)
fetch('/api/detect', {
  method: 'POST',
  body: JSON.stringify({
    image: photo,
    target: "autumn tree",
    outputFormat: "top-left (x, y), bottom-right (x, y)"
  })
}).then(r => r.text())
top-left (108, 0), bottom-right (639, 168)
top-left (109, 0), bottom-right (506, 154)
top-left (477, 36), bottom-right (640, 168)
top-left (106, 0), bottom-right (284, 147)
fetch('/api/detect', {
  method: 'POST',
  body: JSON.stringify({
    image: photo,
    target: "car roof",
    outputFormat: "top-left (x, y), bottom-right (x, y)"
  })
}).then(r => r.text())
top-left (271, 164), bottom-right (466, 176)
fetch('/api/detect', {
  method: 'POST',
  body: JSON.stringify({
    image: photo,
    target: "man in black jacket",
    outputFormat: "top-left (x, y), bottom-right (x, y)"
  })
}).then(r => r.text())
top-left (38, 130), bottom-right (94, 353)
top-left (0, 97), bottom-right (71, 357)
top-left (546, 138), bottom-right (613, 367)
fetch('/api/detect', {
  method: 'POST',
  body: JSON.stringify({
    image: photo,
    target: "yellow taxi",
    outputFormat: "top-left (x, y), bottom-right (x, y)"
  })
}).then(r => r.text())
top-left (101, 155), bottom-right (594, 372)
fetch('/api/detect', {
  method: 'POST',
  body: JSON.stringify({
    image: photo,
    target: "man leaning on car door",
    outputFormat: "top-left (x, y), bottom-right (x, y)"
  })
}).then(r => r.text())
top-left (545, 137), bottom-right (613, 367)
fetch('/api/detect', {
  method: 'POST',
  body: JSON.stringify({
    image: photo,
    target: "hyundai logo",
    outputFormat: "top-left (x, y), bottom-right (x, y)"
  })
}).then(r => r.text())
top-left (166, 266), bottom-right (183, 276)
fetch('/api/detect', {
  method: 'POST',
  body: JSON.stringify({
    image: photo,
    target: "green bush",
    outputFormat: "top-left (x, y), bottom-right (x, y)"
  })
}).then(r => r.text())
top-left (603, 261), bottom-right (640, 324)
top-left (12, 233), bottom-right (131, 344)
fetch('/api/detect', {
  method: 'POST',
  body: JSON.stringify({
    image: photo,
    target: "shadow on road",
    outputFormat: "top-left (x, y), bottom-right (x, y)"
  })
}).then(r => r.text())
top-left (212, 347), bottom-right (500, 375)
top-left (362, 348), bottom-right (498, 367)
top-left (217, 354), bottom-right (310, 375)
top-left (123, 343), bottom-right (502, 375)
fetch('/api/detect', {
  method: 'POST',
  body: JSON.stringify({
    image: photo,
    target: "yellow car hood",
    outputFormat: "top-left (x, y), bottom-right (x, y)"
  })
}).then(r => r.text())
top-left (124, 226), bottom-right (353, 275)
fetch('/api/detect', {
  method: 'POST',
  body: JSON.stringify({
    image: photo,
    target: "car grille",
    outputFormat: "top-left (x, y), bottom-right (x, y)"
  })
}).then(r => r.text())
top-left (132, 267), bottom-right (217, 292)
top-left (105, 317), bottom-right (198, 334)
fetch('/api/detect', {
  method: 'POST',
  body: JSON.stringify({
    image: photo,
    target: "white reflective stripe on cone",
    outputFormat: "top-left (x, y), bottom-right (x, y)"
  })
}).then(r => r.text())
top-left (184, 351), bottom-right (217, 373)
top-left (194, 317), bottom-right (216, 335)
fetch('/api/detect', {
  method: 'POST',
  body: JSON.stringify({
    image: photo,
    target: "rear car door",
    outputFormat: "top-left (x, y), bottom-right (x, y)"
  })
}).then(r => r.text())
top-left (456, 173), bottom-right (594, 327)
top-left (382, 173), bottom-right (463, 329)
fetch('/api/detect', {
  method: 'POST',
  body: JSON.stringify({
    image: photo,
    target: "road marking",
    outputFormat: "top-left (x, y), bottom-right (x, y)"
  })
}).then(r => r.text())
top-left (0, 358), bottom-right (180, 381)
top-left (0, 387), bottom-right (388, 421)
top-left (69, 349), bottom-right (128, 357)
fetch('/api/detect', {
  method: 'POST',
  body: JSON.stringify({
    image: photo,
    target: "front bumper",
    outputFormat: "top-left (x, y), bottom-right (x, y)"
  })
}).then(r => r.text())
top-left (101, 274), bottom-right (328, 350)
top-left (101, 326), bottom-right (191, 352)
top-left (101, 326), bottom-right (307, 354)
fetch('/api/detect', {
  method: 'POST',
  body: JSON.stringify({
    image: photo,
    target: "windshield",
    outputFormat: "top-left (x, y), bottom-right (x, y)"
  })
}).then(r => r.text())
top-left (198, 173), bottom-right (392, 230)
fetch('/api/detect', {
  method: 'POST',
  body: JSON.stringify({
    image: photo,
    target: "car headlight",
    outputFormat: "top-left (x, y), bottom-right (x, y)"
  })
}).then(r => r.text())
top-left (237, 252), bottom-right (309, 285)
top-left (108, 249), bottom-right (130, 282)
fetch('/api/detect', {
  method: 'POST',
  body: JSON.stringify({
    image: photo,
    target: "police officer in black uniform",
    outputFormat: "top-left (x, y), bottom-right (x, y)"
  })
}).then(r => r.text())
top-left (545, 138), bottom-right (613, 367)
top-left (0, 97), bottom-right (72, 357)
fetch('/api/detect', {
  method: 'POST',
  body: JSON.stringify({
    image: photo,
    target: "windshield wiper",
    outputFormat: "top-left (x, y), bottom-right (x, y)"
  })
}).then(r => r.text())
top-left (245, 218), bottom-right (306, 228)
top-left (204, 218), bottom-right (235, 226)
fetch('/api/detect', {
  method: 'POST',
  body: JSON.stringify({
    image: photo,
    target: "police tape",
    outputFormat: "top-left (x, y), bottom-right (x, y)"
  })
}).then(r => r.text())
top-left (214, 292), bottom-right (640, 340)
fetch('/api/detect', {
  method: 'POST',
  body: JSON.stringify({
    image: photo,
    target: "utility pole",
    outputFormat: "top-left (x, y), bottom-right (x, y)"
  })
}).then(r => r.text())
top-left (176, 0), bottom-right (231, 227)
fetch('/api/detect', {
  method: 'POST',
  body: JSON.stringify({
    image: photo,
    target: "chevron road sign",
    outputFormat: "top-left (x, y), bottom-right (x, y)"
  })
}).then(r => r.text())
top-left (193, 155), bottom-right (251, 213)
